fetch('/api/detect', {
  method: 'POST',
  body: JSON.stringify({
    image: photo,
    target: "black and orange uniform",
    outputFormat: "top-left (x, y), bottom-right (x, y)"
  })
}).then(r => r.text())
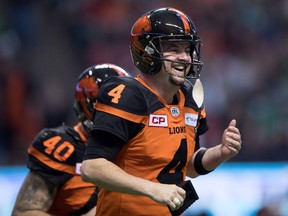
top-left (28, 123), bottom-right (98, 216)
top-left (84, 76), bottom-right (208, 216)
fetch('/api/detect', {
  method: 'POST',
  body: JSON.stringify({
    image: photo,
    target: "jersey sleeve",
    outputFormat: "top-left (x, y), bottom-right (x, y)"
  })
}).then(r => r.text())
top-left (97, 76), bottom-right (148, 114)
top-left (85, 77), bottom-right (148, 160)
top-left (27, 127), bottom-right (78, 187)
top-left (92, 76), bottom-right (148, 141)
top-left (197, 109), bottom-right (209, 136)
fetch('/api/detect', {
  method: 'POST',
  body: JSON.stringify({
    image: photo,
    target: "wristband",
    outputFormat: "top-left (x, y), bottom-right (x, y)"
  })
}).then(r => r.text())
top-left (194, 148), bottom-right (213, 175)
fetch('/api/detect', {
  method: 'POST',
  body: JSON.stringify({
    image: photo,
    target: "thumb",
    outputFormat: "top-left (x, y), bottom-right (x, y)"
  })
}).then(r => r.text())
top-left (229, 119), bottom-right (236, 127)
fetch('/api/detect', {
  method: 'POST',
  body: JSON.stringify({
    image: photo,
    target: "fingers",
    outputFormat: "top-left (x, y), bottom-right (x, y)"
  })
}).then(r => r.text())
top-left (168, 187), bottom-right (186, 210)
top-left (177, 186), bottom-right (186, 198)
top-left (169, 196), bottom-right (183, 210)
top-left (222, 120), bottom-right (242, 156)
top-left (226, 123), bottom-right (240, 135)
top-left (224, 130), bottom-right (242, 154)
top-left (226, 139), bottom-right (241, 152)
top-left (226, 119), bottom-right (241, 143)
top-left (172, 197), bottom-right (181, 206)
top-left (226, 131), bottom-right (241, 142)
top-left (229, 119), bottom-right (236, 127)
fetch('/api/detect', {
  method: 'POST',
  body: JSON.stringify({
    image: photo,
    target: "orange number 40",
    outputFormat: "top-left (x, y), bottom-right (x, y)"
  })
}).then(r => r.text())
top-left (43, 136), bottom-right (75, 161)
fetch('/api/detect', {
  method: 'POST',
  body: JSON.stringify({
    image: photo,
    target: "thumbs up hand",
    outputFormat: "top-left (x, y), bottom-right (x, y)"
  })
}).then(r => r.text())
top-left (221, 119), bottom-right (242, 159)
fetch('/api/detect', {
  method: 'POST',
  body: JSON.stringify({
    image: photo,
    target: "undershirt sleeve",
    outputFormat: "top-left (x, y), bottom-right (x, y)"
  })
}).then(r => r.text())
top-left (194, 117), bottom-right (209, 152)
top-left (83, 130), bottom-right (125, 161)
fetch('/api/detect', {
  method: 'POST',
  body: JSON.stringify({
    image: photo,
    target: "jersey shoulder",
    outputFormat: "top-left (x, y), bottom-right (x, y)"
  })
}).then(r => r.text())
top-left (98, 76), bottom-right (161, 115)
top-left (29, 125), bottom-right (85, 164)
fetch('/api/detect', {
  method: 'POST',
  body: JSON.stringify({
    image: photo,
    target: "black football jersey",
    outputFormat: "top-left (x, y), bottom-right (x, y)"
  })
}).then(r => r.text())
top-left (28, 124), bottom-right (97, 216)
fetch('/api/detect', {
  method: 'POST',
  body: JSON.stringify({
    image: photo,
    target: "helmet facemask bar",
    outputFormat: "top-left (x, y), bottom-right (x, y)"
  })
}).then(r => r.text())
top-left (74, 101), bottom-right (94, 130)
top-left (188, 38), bottom-right (203, 79)
top-left (74, 85), bottom-right (97, 130)
top-left (145, 35), bottom-right (203, 79)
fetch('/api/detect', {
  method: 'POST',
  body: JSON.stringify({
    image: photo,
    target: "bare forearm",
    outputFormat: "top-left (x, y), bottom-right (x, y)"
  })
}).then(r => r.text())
top-left (82, 158), bottom-right (187, 210)
top-left (187, 145), bottom-right (232, 178)
top-left (81, 158), bottom-right (155, 198)
top-left (201, 145), bottom-right (229, 170)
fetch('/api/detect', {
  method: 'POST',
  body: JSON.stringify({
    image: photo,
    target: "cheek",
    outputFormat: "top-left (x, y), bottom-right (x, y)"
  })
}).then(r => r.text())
top-left (163, 53), bottom-right (173, 59)
top-left (186, 54), bottom-right (192, 62)
top-left (163, 60), bottom-right (173, 70)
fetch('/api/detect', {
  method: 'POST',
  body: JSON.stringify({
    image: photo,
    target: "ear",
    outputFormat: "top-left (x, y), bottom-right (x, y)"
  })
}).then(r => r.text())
top-left (192, 79), bottom-right (204, 108)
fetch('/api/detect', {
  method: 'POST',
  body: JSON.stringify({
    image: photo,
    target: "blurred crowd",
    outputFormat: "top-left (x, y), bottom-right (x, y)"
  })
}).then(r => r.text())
top-left (0, 0), bottom-right (287, 165)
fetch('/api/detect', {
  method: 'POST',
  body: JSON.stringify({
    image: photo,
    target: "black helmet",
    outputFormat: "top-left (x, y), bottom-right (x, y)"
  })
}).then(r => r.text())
top-left (74, 63), bottom-right (130, 129)
top-left (130, 7), bottom-right (203, 78)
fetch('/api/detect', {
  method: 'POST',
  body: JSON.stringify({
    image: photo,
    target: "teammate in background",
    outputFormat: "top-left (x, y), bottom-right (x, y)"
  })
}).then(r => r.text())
top-left (12, 64), bottom-right (130, 216)
top-left (81, 7), bottom-right (242, 216)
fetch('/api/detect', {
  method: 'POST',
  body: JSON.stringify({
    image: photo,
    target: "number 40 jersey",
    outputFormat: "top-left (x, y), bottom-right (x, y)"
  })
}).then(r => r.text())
top-left (28, 123), bottom-right (98, 216)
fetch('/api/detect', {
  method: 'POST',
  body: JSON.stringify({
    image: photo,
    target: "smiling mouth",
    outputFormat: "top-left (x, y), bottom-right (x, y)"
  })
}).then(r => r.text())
top-left (173, 63), bottom-right (190, 75)
top-left (173, 65), bottom-right (185, 72)
top-left (172, 61), bottom-right (190, 72)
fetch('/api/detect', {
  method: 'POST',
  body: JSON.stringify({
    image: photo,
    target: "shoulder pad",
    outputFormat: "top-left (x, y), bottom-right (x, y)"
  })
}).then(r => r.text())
top-left (97, 76), bottom-right (155, 115)
top-left (29, 125), bottom-right (83, 165)
top-left (36, 125), bottom-right (76, 140)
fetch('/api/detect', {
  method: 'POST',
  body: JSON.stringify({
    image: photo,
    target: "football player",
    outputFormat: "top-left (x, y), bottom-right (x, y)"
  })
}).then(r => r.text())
top-left (12, 64), bottom-right (130, 216)
top-left (81, 7), bottom-right (242, 216)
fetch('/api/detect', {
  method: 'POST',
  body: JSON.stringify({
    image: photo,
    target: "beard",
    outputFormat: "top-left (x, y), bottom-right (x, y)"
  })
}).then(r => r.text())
top-left (168, 73), bottom-right (185, 86)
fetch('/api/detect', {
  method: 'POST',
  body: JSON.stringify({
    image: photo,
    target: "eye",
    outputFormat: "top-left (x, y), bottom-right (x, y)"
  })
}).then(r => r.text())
top-left (169, 48), bottom-right (179, 53)
top-left (185, 47), bottom-right (191, 54)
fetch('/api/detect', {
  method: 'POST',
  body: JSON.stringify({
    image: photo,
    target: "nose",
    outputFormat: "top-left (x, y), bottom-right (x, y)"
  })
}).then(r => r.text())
top-left (178, 50), bottom-right (190, 61)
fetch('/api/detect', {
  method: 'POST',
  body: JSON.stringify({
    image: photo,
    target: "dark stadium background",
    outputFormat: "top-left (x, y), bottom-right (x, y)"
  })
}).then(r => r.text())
top-left (0, 0), bottom-right (287, 215)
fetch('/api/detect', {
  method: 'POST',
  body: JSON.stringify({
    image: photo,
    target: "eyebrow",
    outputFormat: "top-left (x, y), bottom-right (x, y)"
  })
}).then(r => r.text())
top-left (163, 42), bottom-right (190, 47)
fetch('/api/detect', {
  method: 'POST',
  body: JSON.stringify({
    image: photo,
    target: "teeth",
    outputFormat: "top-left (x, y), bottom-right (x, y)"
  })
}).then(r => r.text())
top-left (174, 67), bottom-right (184, 71)
top-left (173, 64), bottom-right (186, 70)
